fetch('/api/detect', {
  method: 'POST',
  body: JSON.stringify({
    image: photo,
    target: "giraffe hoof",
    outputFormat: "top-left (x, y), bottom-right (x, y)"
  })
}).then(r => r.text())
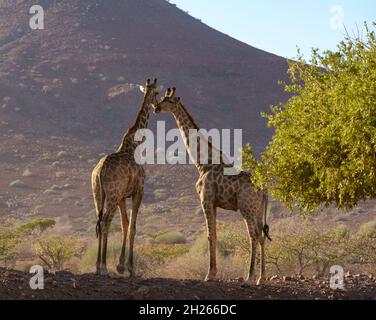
top-left (116, 264), bottom-right (126, 274)
top-left (127, 267), bottom-right (135, 278)
top-left (97, 266), bottom-right (108, 276)
top-left (241, 282), bottom-right (251, 288)
top-left (204, 275), bottom-right (217, 282)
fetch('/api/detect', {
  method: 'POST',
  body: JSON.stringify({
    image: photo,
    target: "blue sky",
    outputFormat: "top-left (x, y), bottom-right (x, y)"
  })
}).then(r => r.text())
top-left (171, 0), bottom-right (376, 58)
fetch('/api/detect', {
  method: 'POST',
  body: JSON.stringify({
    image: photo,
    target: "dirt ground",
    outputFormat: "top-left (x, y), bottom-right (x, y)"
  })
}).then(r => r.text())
top-left (0, 268), bottom-right (375, 300)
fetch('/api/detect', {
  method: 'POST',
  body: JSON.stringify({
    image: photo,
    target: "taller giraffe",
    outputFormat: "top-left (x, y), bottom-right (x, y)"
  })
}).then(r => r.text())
top-left (154, 88), bottom-right (271, 286)
top-left (92, 79), bottom-right (159, 275)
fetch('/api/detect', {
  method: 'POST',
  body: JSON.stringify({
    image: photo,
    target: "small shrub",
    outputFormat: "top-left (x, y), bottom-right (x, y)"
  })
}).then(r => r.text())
top-left (34, 236), bottom-right (85, 271)
top-left (358, 219), bottom-right (376, 238)
top-left (154, 189), bottom-right (168, 201)
top-left (155, 231), bottom-right (186, 245)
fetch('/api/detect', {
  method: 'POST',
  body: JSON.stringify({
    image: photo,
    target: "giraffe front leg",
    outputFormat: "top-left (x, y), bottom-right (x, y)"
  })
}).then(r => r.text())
top-left (117, 199), bottom-right (129, 275)
top-left (127, 193), bottom-right (142, 277)
top-left (203, 203), bottom-right (218, 282)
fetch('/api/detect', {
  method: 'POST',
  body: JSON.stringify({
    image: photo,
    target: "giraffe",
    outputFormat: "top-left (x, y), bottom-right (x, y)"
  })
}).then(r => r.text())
top-left (91, 78), bottom-right (159, 276)
top-left (153, 88), bottom-right (272, 286)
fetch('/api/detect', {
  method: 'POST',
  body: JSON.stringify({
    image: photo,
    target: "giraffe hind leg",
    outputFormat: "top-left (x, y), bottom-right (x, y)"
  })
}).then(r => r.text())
top-left (241, 213), bottom-right (258, 288)
top-left (96, 220), bottom-right (103, 275)
top-left (203, 202), bottom-right (218, 282)
top-left (127, 192), bottom-right (142, 277)
top-left (117, 199), bottom-right (129, 274)
top-left (99, 205), bottom-right (117, 275)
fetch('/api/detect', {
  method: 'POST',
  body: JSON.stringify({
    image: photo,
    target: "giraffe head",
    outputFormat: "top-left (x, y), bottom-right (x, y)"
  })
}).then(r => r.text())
top-left (140, 78), bottom-right (159, 108)
top-left (154, 87), bottom-right (180, 114)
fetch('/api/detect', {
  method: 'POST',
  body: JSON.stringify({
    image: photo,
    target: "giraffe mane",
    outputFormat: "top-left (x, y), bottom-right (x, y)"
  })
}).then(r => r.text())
top-left (178, 101), bottom-right (224, 156)
top-left (123, 99), bottom-right (148, 138)
top-left (178, 102), bottom-right (200, 130)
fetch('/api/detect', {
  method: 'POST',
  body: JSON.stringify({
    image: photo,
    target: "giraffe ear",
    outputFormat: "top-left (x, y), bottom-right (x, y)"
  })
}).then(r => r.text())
top-left (139, 86), bottom-right (146, 93)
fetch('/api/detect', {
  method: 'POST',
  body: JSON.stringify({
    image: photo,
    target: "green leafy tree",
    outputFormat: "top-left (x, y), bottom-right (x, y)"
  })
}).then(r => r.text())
top-left (244, 23), bottom-right (376, 212)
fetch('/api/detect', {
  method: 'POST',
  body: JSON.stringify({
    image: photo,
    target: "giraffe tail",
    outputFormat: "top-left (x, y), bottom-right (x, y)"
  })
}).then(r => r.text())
top-left (263, 192), bottom-right (272, 241)
top-left (95, 173), bottom-right (105, 239)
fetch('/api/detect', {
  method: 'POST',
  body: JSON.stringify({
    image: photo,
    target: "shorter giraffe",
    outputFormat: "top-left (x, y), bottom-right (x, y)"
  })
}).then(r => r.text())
top-left (154, 88), bottom-right (272, 286)
top-left (92, 79), bottom-right (159, 275)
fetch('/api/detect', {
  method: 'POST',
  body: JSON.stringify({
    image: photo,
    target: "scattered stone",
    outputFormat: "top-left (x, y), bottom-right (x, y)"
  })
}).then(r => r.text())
top-left (57, 151), bottom-right (68, 158)
top-left (51, 161), bottom-right (60, 167)
top-left (131, 286), bottom-right (150, 300)
top-left (9, 180), bottom-right (29, 188)
top-left (51, 185), bottom-right (61, 191)
top-left (137, 286), bottom-right (150, 295)
top-left (44, 189), bottom-right (60, 196)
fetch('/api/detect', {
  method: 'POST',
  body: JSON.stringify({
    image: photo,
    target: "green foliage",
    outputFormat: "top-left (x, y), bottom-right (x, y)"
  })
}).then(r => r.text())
top-left (0, 227), bottom-right (21, 267)
top-left (244, 23), bottom-right (376, 212)
top-left (15, 218), bottom-right (56, 236)
top-left (34, 236), bottom-right (85, 271)
top-left (155, 231), bottom-right (187, 245)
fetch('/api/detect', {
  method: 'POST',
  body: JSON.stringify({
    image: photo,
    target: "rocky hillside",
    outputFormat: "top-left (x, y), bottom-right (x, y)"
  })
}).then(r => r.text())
top-left (0, 0), bottom-right (289, 150)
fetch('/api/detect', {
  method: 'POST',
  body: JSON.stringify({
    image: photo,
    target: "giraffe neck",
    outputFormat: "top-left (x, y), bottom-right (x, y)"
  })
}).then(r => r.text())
top-left (172, 102), bottom-right (226, 175)
top-left (117, 93), bottom-right (151, 154)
